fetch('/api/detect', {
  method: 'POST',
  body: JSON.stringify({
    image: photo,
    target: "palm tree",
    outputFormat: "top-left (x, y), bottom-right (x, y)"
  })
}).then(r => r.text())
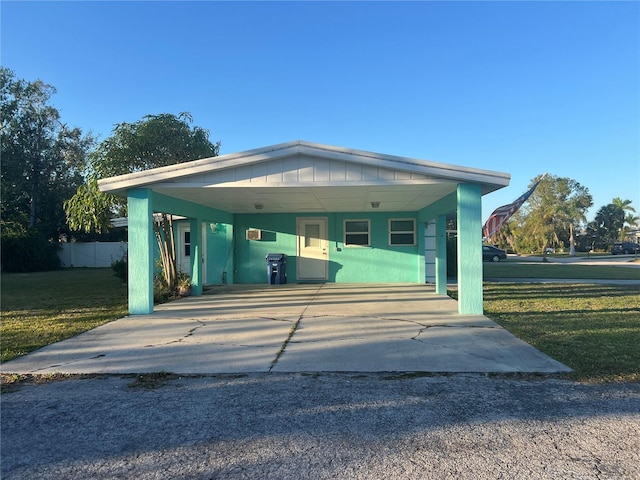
top-left (612, 198), bottom-right (636, 240)
top-left (612, 197), bottom-right (636, 213)
top-left (623, 213), bottom-right (640, 241)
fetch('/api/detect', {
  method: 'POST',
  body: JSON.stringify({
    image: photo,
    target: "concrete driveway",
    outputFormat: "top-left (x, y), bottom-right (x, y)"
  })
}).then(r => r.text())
top-left (1, 284), bottom-right (570, 375)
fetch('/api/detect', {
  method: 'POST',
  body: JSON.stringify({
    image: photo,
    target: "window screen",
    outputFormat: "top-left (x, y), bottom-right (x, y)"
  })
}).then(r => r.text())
top-left (389, 219), bottom-right (415, 246)
top-left (344, 220), bottom-right (370, 246)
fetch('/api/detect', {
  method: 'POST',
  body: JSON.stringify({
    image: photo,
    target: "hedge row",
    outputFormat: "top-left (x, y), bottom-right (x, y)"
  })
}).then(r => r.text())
top-left (1, 232), bottom-right (61, 272)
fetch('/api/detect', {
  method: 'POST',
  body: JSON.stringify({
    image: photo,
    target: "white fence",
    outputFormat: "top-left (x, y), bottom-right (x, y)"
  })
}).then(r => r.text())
top-left (58, 242), bottom-right (128, 268)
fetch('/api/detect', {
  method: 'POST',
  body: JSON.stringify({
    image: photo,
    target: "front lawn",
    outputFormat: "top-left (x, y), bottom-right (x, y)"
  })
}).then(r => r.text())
top-left (1, 268), bottom-right (127, 362)
top-left (481, 283), bottom-right (640, 383)
top-left (483, 263), bottom-right (640, 279)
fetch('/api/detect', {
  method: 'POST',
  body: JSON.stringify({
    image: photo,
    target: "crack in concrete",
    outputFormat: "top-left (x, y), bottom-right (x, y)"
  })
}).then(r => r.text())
top-left (412, 324), bottom-right (500, 343)
top-left (144, 320), bottom-right (207, 348)
top-left (268, 284), bottom-right (325, 372)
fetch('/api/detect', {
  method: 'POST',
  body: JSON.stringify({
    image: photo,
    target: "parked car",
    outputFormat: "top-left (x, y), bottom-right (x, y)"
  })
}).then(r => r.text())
top-left (611, 242), bottom-right (640, 255)
top-left (482, 245), bottom-right (507, 262)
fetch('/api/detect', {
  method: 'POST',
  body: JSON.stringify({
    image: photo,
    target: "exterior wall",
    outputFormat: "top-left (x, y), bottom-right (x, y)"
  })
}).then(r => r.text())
top-left (174, 220), bottom-right (235, 285)
top-left (233, 212), bottom-right (422, 284)
top-left (205, 222), bottom-right (234, 285)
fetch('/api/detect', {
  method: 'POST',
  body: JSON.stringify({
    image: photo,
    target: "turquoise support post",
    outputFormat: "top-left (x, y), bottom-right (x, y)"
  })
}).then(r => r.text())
top-left (127, 189), bottom-right (155, 314)
top-left (435, 214), bottom-right (448, 295)
top-left (418, 221), bottom-right (426, 283)
top-left (190, 218), bottom-right (203, 296)
top-left (226, 223), bottom-right (235, 284)
top-left (457, 183), bottom-right (483, 314)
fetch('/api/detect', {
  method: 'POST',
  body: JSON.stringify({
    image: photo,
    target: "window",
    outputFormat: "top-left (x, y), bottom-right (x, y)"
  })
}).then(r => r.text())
top-left (305, 223), bottom-right (320, 248)
top-left (344, 219), bottom-right (370, 246)
top-left (389, 219), bottom-right (415, 246)
top-left (184, 231), bottom-right (191, 257)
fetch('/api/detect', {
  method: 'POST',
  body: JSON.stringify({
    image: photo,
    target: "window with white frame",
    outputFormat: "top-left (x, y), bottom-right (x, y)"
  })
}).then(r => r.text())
top-left (389, 219), bottom-right (416, 246)
top-left (184, 231), bottom-right (191, 256)
top-left (344, 219), bottom-right (370, 246)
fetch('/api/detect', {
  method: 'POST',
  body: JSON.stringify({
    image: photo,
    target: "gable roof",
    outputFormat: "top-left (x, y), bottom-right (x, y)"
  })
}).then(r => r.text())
top-left (98, 140), bottom-right (510, 214)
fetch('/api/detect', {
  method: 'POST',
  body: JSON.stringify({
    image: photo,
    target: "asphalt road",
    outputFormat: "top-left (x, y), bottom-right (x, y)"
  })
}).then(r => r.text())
top-left (2, 374), bottom-right (639, 479)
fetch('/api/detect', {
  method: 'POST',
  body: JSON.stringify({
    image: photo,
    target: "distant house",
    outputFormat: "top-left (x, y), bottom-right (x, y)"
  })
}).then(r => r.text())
top-left (98, 141), bottom-right (510, 315)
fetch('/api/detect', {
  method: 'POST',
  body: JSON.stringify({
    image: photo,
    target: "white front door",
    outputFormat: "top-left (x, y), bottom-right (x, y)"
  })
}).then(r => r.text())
top-left (297, 217), bottom-right (328, 280)
top-left (177, 224), bottom-right (207, 283)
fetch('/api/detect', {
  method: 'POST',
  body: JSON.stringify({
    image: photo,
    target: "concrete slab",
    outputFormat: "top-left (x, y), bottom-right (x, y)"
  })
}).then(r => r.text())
top-left (1, 284), bottom-right (571, 375)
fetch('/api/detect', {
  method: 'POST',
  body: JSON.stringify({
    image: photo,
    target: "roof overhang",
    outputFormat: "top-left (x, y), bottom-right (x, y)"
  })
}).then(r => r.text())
top-left (98, 140), bottom-right (510, 214)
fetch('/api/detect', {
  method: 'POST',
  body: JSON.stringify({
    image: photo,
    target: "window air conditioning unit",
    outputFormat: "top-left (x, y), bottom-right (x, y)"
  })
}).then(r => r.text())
top-left (246, 229), bottom-right (262, 241)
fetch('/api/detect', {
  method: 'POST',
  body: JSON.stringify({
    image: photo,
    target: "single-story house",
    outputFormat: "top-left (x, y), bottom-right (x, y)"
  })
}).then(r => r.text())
top-left (98, 140), bottom-right (510, 315)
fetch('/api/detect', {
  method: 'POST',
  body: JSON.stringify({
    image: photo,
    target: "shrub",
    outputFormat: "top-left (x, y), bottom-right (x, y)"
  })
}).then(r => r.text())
top-left (153, 275), bottom-right (172, 303)
top-left (1, 229), bottom-right (61, 272)
top-left (111, 256), bottom-right (128, 283)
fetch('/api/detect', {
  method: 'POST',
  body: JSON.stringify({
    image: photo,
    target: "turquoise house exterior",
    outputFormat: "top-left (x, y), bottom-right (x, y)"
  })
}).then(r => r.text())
top-left (98, 141), bottom-right (510, 315)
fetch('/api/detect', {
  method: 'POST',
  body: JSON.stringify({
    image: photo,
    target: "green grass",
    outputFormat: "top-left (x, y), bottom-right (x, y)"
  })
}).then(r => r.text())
top-left (484, 263), bottom-right (640, 279)
top-left (1, 268), bottom-right (127, 362)
top-left (481, 283), bottom-right (640, 383)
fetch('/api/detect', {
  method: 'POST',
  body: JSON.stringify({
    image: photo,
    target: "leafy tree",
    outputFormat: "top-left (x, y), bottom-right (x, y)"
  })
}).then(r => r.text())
top-left (1, 67), bottom-right (94, 240)
top-left (64, 113), bottom-right (220, 290)
top-left (508, 174), bottom-right (592, 255)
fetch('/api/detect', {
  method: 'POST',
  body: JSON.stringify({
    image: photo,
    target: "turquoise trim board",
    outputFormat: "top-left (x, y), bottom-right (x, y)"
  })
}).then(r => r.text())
top-left (457, 183), bottom-right (483, 314)
top-left (153, 191), bottom-right (233, 224)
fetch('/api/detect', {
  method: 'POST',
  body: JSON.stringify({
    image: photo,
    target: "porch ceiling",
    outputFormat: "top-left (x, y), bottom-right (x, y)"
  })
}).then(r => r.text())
top-left (153, 182), bottom-right (459, 214)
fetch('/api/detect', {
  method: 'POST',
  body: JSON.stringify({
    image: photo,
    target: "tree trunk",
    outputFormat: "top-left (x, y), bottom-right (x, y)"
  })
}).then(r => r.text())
top-left (569, 223), bottom-right (576, 256)
top-left (153, 214), bottom-right (178, 290)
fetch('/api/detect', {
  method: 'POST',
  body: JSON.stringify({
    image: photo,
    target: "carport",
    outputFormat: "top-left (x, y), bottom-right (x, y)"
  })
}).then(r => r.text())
top-left (97, 141), bottom-right (511, 315)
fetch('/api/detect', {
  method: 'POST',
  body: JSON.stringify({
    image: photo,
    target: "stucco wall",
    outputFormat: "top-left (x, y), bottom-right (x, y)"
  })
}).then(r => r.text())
top-left (233, 212), bottom-right (422, 284)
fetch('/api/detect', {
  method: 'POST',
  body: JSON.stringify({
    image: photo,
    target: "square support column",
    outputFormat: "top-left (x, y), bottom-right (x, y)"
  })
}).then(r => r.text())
top-left (457, 183), bottom-right (483, 314)
top-left (189, 217), bottom-right (203, 296)
top-left (127, 189), bottom-right (155, 314)
top-left (435, 214), bottom-right (448, 295)
top-left (424, 220), bottom-right (435, 284)
top-left (418, 221), bottom-right (427, 283)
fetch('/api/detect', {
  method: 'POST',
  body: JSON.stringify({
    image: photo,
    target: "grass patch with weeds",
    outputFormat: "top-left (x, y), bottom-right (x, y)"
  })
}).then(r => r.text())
top-left (0, 372), bottom-right (100, 393)
top-left (1, 268), bottom-right (127, 362)
top-left (478, 283), bottom-right (640, 383)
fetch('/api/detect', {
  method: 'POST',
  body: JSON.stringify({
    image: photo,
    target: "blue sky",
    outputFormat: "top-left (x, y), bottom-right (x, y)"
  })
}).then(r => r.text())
top-left (2, 1), bottom-right (639, 222)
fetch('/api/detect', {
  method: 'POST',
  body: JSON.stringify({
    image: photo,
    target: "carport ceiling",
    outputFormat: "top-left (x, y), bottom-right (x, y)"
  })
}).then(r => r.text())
top-left (153, 182), bottom-right (459, 214)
